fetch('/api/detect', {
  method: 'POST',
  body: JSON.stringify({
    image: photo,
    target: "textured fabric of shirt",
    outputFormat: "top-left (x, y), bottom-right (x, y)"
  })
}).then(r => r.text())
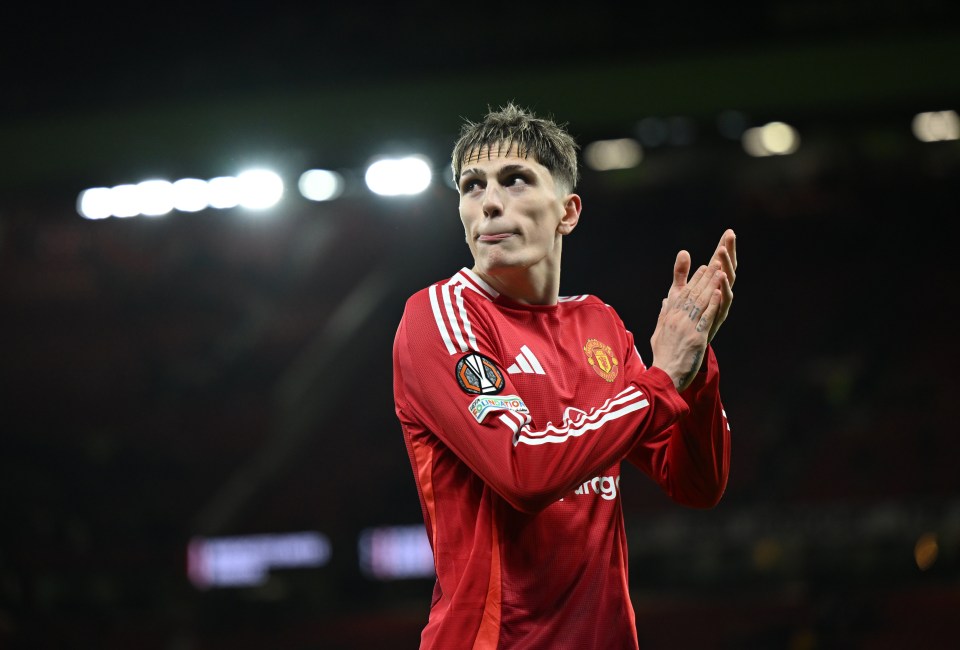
top-left (392, 268), bottom-right (731, 650)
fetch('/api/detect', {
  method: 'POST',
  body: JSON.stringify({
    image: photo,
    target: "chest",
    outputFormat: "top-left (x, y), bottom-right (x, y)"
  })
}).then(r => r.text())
top-left (483, 305), bottom-right (633, 422)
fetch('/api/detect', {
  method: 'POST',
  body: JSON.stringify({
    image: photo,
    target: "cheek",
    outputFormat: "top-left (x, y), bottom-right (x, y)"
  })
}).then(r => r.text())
top-left (534, 209), bottom-right (563, 240)
top-left (459, 212), bottom-right (477, 250)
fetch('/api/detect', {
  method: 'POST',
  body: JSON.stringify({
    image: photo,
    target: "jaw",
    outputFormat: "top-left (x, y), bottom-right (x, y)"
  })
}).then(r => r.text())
top-left (473, 242), bottom-right (519, 274)
top-left (472, 235), bottom-right (563, 277)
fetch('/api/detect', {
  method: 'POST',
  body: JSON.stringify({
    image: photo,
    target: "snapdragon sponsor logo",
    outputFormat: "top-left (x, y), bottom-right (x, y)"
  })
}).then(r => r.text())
top-left (572, 475), bottom-right (620, 501)
top-left (469, 394), bottom-right (529, 423)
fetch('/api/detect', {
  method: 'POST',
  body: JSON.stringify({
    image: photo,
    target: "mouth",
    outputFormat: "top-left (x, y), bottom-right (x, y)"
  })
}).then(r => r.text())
top-left (477, 232), bottom-right (515, 243)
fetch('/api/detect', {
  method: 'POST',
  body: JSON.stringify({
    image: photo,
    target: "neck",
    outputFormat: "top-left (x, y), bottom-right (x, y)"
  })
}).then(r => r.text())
top-left (473, 259), bottom-right (561, 305)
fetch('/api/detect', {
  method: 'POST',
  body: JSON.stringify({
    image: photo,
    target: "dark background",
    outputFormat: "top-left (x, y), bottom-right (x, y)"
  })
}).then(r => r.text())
top-left (2, 2), bottom-right (959, 648)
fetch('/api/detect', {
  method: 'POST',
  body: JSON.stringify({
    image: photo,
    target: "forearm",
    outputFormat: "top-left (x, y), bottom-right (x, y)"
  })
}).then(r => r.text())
top-left (628, 345), bottom-right (731, 508)
top-left (501, 366), bottom-right (688, 511)
top-left (400, 364), bottom-right (689, 513)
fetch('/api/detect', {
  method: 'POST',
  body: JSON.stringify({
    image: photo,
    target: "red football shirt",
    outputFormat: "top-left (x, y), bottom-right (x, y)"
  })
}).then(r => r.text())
top-left (393, 268), bottom-right (731, 649)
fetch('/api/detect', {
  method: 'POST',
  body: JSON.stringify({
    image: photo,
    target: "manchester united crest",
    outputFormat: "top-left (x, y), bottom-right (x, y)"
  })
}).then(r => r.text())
top-left (583, 338), bottom-right (618, 382)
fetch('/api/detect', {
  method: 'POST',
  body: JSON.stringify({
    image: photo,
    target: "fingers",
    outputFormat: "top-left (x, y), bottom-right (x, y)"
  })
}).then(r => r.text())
top-left (710, 229), bottom-right (737, 288)
top-left (664, 235), bottom-right (735, 340)
top-left (673, 262), bottom-right (724, 320)
top-left (723, 229), bottom-right (737, 272)
top-left (697, 288), bottom-right (722, 334)
top-left (715, 229), bottom-right (736, 261)
top-left (672, 250), bottom-right (691, 292)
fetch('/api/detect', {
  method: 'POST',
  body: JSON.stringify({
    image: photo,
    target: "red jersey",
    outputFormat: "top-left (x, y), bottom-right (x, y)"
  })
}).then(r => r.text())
top-left (393, 268), bottom-right (731, 650)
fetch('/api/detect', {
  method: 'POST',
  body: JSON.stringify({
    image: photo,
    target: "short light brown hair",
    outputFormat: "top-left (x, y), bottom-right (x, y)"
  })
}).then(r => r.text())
top-left (451, 103), bottom-right (580, 193)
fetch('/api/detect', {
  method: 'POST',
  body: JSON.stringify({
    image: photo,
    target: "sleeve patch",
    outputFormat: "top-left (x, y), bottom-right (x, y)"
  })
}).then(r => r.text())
top-left (468, 395), bottom-right (529, 423)
top-left (455, 353), bottom-right (505, 395)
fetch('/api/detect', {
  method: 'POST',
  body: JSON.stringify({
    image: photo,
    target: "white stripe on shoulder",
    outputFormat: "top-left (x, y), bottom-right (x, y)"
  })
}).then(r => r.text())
top-left (558, 294), bottom-right (590, 302)
top-left (428, 284), bottom-right (457, 355)
top-left (441, 281), bottom-right (469, 353)
top-left (454, 283), bottom-right (479, 351)
top-left (454, 268), bottom-right (499, 300)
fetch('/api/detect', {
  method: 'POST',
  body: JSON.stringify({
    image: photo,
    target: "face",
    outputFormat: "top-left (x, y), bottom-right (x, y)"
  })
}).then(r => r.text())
top-left (458, 144), bottom-right (580, 279)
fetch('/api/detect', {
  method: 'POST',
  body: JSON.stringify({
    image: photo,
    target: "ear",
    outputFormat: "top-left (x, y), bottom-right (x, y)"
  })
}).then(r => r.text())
top-left (557, 193), bottom-right (581, 235)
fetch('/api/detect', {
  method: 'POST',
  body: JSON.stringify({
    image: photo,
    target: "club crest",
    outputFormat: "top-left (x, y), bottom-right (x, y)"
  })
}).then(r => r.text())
top-left (583, 338), bottom-right (618, 382)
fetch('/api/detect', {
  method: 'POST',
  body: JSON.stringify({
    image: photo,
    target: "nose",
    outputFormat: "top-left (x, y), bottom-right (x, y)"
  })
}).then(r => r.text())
top-left (481, 184), bottom-right (503, 218)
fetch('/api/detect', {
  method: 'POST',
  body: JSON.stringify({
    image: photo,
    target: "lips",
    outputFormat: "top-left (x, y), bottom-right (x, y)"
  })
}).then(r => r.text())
top-left (477, 232), bottom-right (515, 242)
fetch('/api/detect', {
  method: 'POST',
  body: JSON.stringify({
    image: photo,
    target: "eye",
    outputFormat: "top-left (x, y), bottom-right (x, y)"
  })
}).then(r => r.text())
top-left (504, 173), bottom-right (530, 188)
top-left (460, 178), bottom-right (483, 194)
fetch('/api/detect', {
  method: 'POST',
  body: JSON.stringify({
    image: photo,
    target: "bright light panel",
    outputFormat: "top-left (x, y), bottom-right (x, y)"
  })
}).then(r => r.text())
top-left (207, 176), bottom-right (241, 209)
top-left (188, 531), bottom-right (331, 589)
top-left (172, 178), bottom-right (210, 213)
top-left (912, 110), bottom-right (960, 142)
top-left (583, 138), bottom-right (643, 171)
top-left (299, 169), bottom-right (344, 202)
top-left (78, 169), bottom-right (285, 220)
top-left (358, 525), bottom-right (434, 580)
top-left (365, 156), bottom-right (432, 196)
top-left (137, 179), bottom-right (175, 217)
top-left (236, 169), bottom-right (284, 210)
top-left (742, 121), bottom-right (800, 157)
top-left (110, 184), bottom-right (141, 218)
top-left (77, 188), bottom-right (113, 220)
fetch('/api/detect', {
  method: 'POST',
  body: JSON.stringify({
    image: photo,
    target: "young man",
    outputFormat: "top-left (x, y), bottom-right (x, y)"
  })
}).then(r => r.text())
top-left (392, 103), bottom-right (737, 649)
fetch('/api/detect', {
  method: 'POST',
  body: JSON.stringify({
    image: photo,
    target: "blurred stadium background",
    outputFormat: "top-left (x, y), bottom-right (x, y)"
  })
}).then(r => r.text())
top-left (2, 2), bottom-right (959, 648)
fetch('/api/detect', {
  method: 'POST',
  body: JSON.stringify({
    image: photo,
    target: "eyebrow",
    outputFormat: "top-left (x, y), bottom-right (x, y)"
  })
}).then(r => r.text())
top-left (459, 163), bottom-right (533, 182)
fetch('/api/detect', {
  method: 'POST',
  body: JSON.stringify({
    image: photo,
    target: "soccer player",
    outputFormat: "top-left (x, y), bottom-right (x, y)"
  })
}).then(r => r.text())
top-left (392, 103), bottom-right (737, 649)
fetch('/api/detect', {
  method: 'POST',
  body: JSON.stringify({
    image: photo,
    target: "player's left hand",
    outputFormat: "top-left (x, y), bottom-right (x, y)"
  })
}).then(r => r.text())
top-left (706, 229), bottom-right (736, 342)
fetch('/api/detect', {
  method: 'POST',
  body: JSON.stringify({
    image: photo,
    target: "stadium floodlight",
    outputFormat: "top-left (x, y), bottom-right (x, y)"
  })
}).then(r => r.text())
top-left (77, 168), bottom-right (285, 220)
top-left (759, 122), bottom-right (800, 155)
top-left (207, 176), bottom-right (242, 209)
top-left (109, 184), bottom-right (141, 218)
top-left (583, 138), bottom-right (643, 171)
top-left (299, 169), bottom-right (344, 202)
top-left (77, 187), bottom-right (113, 220)
top-left (236, 169), bottom-right (284, 210)
top-left (912, 110), bottom-right (959, 142)
top-left (172, 178), bottom-right (210, 213)
top-left (364, 155), bottom-right (432, 197)
top-left (742, 121), bottom-right (800, 157)
top-left (136, 179), bottom-right (175, 217)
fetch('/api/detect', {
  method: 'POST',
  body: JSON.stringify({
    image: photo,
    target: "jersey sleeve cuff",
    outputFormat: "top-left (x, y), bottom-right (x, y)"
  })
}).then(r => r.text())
top-left (681, 345), bottom-right (720, 406)
top-left (640, 365), bottom-right (691, 420)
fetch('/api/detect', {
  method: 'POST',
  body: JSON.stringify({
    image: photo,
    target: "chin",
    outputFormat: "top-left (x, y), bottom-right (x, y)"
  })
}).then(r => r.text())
top-left (478, 251), bottom-right (523, 274)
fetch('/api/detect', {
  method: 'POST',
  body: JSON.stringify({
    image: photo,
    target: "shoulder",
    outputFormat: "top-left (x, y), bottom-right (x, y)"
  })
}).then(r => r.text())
top-left (558, 293), bottom-right (634, 336)
top-left (403, 268), bottom-right (498, 315)
top-left (399, 269), bottom-right (501, 356)
top-left (557, 292), bottom-right (605, 307)
top-left (558, 293), bottom-right (621, 317)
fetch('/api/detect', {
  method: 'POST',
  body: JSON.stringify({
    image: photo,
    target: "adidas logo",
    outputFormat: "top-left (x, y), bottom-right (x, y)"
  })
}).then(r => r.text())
top-left (507, 345), bottom-right (546, 375)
